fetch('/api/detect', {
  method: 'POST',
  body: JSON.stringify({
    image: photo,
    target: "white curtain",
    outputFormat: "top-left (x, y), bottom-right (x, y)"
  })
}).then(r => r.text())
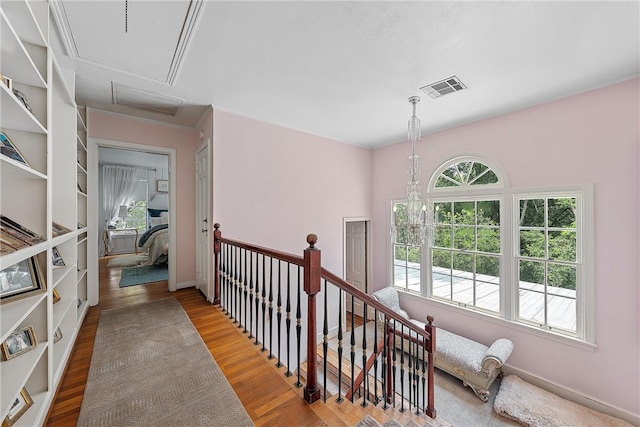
top-left (102, 165), bottom-right (143, 226)
top-left (101, 165), bottom-right (143, 252)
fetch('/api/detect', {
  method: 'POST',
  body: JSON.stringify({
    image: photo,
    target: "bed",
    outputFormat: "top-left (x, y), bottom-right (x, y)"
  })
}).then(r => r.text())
top-left (138, 208), bottom-right (169, 265)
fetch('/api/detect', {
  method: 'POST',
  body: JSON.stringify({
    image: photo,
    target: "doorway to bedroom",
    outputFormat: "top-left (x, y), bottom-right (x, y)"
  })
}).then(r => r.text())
top-left (94, 144), bottom-right (174, 297)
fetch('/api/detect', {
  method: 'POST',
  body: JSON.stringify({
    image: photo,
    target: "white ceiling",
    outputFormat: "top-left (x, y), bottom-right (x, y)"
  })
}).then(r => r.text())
top-left (50, 1), bottom-right (640, 148)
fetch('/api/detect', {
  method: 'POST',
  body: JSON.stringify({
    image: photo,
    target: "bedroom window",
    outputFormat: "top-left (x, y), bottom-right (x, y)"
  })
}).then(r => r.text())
top-left (390, 156), bottom-right (594, 343)
top-left (121, 200), bottom-right (148, 232)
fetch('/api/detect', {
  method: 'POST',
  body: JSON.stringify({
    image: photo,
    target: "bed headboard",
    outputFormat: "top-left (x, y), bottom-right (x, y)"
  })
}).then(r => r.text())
top-left (148, 193), bottom-right (169, 227)
top-left (148, 193), bottom-right (169, 210)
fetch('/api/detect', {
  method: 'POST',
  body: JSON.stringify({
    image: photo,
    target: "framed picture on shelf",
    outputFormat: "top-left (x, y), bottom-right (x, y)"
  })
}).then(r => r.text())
top-left (0, 257), bottom-right (46, 305)
top-left (1, 326), bottom-right (38, 361)
top-left (2, 387), bottom-right (33, 427)
top-left (51, 246), bottom-right (65, 269)
top-left (52, 222), bottom-right (72, 237)
top-left (156, 180), bottom-right (168, 192)
top-left (12, 89), bottom-right (32, 112)
top-left (0, 131), bottom-right (30, 167)
top-left (52, 288), bottom-right (61, 304)
top-left (0, 231), bottom-right (28, 255)
top-left (0, 215), bottom-right (45, 246)
top-left (0, 73), bottom-right (13, 91)
top-left (53, 327), bottom-right (63, 343)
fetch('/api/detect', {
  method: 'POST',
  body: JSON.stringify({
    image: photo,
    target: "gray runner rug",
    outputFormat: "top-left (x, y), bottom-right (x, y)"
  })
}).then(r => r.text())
top-left (77, 297), bottom-right (253, 426)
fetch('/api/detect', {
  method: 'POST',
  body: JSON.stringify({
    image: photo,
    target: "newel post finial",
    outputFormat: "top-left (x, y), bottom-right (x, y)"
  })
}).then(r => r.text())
top-left (306, 233), bottom-right (318, 249)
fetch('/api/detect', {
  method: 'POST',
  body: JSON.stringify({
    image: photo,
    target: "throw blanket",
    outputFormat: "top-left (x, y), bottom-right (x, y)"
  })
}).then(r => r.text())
top-left (138, 224), bottom-right (168, 247)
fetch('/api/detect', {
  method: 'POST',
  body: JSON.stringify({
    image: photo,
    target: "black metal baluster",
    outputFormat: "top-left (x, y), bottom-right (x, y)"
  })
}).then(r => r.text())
top-left (237, 246), bottom-right (243, 328)
top-left (243, 248), bottom-right (248, 333)
top-left (231, 245), bottom-right (237, 321)
top-left (392, 319), bottom-right (397, 408)
top-left (322, 279), bottom-right (328, 402)
top-left (254, 253), bottom-right (260, 346)
top-left (414, 332), bottom-right (420, 415)
top-left (336, 289), bottom-right (343, 403)
top-left (285, 262), bottom-right (292, 377)
top-left (221, 243), bottom-right (226, 313)
top-left (350, 295), bottom-right (355, 403)
top-left (361, 300), bottom-right (368, 407)
top-left (373, 308), bottom-right (379, 405)
top-left (421, 334), bottom-right (427, 414)
top-left (261, 254), bottom-right (266, 352)
top-left (382, 315), bottom-right (389, 410)
top-left (248, 251), bottom-right (254, 339)
top-left (294, 265), bottom-right (302, 388)
top-left (408, 330), bottom-right (413, 412)
top-left (219, 243), bottom-right (225, 312)
top-left (276, 260), bottom-right (283, 367)
top-left (399, 325), bottom-right (405, 412)
top-left (225, 243), bottom-right (231, 315)
top-left (268, 257), bottom-right (274, 359)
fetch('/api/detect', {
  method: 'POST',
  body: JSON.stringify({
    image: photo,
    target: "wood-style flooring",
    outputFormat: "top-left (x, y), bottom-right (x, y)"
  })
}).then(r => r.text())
top-left (45, 256), bottom-right (428, 426)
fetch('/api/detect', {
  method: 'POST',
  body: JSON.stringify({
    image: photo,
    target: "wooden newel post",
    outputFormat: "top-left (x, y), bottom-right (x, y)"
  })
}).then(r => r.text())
top-left (213, 223), bottom-right (222, 305)
top-left (425, 315), bottom-right (436, 418)
top-left (303, 233), bottom-right (321, 404)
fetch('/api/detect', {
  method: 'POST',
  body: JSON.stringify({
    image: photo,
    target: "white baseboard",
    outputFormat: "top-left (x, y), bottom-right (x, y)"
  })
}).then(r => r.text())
top-left (503, 365), bottom-right (639, 426)
top-left (176, 280), bottom-right (195, 289)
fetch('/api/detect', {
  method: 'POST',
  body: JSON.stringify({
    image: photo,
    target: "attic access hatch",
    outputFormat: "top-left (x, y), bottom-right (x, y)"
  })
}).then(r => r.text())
top-left (112, 83), bottom-right (183, 116)
top-left (50, 0), bottom-right (204, 85)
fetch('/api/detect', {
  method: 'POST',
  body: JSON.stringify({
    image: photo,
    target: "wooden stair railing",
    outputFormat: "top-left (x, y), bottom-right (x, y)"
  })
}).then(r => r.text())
top-left (213, 224), bottom-right (437, 418)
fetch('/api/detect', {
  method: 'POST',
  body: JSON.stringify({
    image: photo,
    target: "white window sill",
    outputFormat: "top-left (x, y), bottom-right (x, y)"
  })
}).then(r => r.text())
top-left (398, 289), bottom-right (597, 352)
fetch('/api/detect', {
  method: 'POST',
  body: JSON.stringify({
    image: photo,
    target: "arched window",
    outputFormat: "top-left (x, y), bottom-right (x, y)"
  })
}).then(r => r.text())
top-left (390, 155), bottom-right (593, 344)
top-left (429, 157), bottom-right (504, 190)
top-left (427, 157), bottom-right (504, 314)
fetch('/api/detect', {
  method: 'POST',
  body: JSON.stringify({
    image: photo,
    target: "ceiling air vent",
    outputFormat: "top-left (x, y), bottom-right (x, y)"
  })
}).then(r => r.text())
top-left (112, 83), bottom-right (183, 116)
top-left (420, 76), bottom-right (467, 99)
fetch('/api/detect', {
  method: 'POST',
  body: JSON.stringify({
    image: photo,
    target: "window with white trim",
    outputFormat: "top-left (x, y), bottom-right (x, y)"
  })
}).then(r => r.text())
top-left (432, 199), bottom-right (501, 313)
top-left (390, 156), bottom-right (593, 342)
top-left (120, 200), bottom-right (148, 232)
top-left (392, 201), bottom-right (422, 293)
top-left (516, 195), bottom-right (580, 334)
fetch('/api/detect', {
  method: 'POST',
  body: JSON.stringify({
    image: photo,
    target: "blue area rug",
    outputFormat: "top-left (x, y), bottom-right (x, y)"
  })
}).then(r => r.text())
top-left (119, 264), bottom-right (168, 288)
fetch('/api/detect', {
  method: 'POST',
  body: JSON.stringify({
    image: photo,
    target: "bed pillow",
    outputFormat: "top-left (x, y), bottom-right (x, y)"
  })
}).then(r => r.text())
top-left (160, 211), bottom-right (169, 225)
top-left (148, 208), bottom-right (167, 218)
top-left (149, 217), bottom-right (163, 227)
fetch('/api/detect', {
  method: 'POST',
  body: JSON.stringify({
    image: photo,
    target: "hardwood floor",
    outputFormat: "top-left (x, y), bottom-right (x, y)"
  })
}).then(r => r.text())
top-left (46, 256), bottom-right (429, 426)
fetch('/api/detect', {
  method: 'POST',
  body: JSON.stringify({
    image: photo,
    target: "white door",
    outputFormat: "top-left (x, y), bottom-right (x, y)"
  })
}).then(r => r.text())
top-left (346, 221), bottom-right (367, 317)
top-left (195, 141), bottom-right (212, 301)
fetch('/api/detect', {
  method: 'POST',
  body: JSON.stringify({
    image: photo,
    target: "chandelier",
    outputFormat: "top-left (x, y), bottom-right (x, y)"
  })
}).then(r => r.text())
top-left (390, 96), bottom-right (435, 247)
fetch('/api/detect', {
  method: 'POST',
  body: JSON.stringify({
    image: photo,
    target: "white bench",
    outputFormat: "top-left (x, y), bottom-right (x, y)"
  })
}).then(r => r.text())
top-left (372, 287), bottom-right (514, 402)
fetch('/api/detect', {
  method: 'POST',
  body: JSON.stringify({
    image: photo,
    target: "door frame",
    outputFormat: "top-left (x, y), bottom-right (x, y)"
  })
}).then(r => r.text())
top-left (87, 137), bottom-right (177, 305)
top-left (195, 139), bottom-right (213, 302)
top-left (343, 216), bottom-right (372, 322)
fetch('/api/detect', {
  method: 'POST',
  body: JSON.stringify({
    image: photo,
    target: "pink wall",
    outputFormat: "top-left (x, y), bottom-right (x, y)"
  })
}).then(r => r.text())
top-left (212, 109), bottom-right (372, 275)
top-left (89, 111), bottom-right (200, 286)
top-left (371, 78), bottom-right (639, 415)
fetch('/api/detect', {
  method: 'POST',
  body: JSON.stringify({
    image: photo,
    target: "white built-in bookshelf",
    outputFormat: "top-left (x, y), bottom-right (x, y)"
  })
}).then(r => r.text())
top-left (0, 1), bottom-right (89, 425)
